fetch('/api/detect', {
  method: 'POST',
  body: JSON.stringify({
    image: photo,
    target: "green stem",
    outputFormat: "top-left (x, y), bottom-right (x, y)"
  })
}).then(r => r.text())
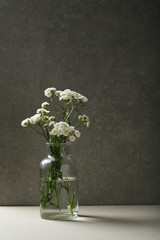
top-left (63, 181), bottom-right (73, 216)
top-left (37, 122), bottom-right (48, 141)
top-left (28, 124), bottom-right (44, 136)
top-left (50, 97), bottom-right (59, 121)
top-left (70, 102), bottom-right (83, 124)
top-left (74, 121), bottom-right (83, 129)
top-left (66, 100), bottom-right (79, 121)
top-left (55, 181), bottom-right (60, 211)
top-left (63, 101), bottom-right (70, 122)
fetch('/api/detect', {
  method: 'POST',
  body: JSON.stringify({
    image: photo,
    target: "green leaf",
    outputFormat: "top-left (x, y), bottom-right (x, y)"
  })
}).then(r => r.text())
top-left (67, 205), bottom-right (73, 216)
top-left (50, 202), bottom-right (59, 209)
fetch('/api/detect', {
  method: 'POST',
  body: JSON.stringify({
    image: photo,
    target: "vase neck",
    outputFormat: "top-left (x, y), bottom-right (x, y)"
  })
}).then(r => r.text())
top-left (46, 142), bottom-right (71, 159)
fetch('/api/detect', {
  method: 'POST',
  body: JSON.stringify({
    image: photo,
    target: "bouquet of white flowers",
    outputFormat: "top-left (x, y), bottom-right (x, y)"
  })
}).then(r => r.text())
top-left (21, 87), bottom-right (90, 219)
top-left (21, 87), bottom-right (89, 142)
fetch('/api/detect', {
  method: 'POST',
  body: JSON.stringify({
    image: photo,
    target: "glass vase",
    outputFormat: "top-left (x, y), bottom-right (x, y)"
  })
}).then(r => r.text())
top-left (40, 142), bottom-right (78, 220)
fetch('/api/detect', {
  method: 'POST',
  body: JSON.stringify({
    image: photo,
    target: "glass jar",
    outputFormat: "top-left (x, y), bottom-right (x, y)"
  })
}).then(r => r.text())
top-left (40, 142), bottom-right (78, 220)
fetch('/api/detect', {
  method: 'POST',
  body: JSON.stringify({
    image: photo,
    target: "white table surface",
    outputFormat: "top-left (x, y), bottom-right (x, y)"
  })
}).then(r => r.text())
top-left (0, 206), bottom-right (160, 240)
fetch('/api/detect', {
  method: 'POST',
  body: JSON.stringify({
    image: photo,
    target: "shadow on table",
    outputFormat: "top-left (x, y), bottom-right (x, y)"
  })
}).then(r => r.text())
top-left (72, 215), bottom-right (160, 226)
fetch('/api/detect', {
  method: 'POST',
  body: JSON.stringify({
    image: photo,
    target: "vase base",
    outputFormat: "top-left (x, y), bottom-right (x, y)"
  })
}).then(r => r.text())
top-left (40, 210), bottom-right (78, 221)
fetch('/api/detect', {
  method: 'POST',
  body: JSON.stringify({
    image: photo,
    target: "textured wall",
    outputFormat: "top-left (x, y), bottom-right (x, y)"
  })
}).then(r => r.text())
top-left (0, 0), bottom-right (160, 205)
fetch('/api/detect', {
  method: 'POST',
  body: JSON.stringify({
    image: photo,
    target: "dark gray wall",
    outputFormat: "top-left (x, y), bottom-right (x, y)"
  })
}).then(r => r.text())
top-left (0, 0), bottom-right (160, 205)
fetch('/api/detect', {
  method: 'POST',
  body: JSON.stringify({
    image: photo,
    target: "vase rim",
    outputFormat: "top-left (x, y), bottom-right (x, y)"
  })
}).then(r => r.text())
top-left (46, 141), bottom-right (72, 146)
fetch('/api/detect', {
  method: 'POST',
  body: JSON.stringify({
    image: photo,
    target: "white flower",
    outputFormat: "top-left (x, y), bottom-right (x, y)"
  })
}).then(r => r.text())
top-left (60, 95), bottom-right (70, 101)
top-left (21, 118), bottom-right (30, 127)
top-left (78, 114), bottom-right (89, 122)
top-left (44, 87), bottom-right (56, 97)
top-left (49, 116), bottom-right (55, 121)
top-left (78, 114), bottom-right (90, 127)
top-left (86, 121), bottom-right (90, 127)
top-left (78, 115), bottom-right (83, 120)
top-left (59, 89), bottom-right (73, 101)
top-left (50, 128), bottom-right (57, 135)
top-left (41, 102), bottom-right (49, 109)
top-left (55, 90), bottom-right (62, 97)
top-left (55, 89), bottom-right (88, 103)
top-left (75, 130), bottom-right (81, 138)
top-left (83, 114), bottom-right (89, 121)
top-left (82, 96), bottom-right (88, 102)
top-left (43, 116), bottom-right (49, 121)
top-left (69, 135), bottom-right (76, 142)
top-left (63, 130), bottom-right (70, 137)
top-left (58, 127), bottom-right (64, 135)
top-left (76, 93), bottom-right (88, 102)
top-left (72, 91), bottom-right (79, 98)
top-left (30, 114), bottom-right (41, 124)
top-left (37, 108), bottom-right (50, 114)
top-left (50, 121), bottom-right (75, 137)
top-left (48, 121), bottom-right (55, 127)
top-left (69, 126), bottom-right (75, 131)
